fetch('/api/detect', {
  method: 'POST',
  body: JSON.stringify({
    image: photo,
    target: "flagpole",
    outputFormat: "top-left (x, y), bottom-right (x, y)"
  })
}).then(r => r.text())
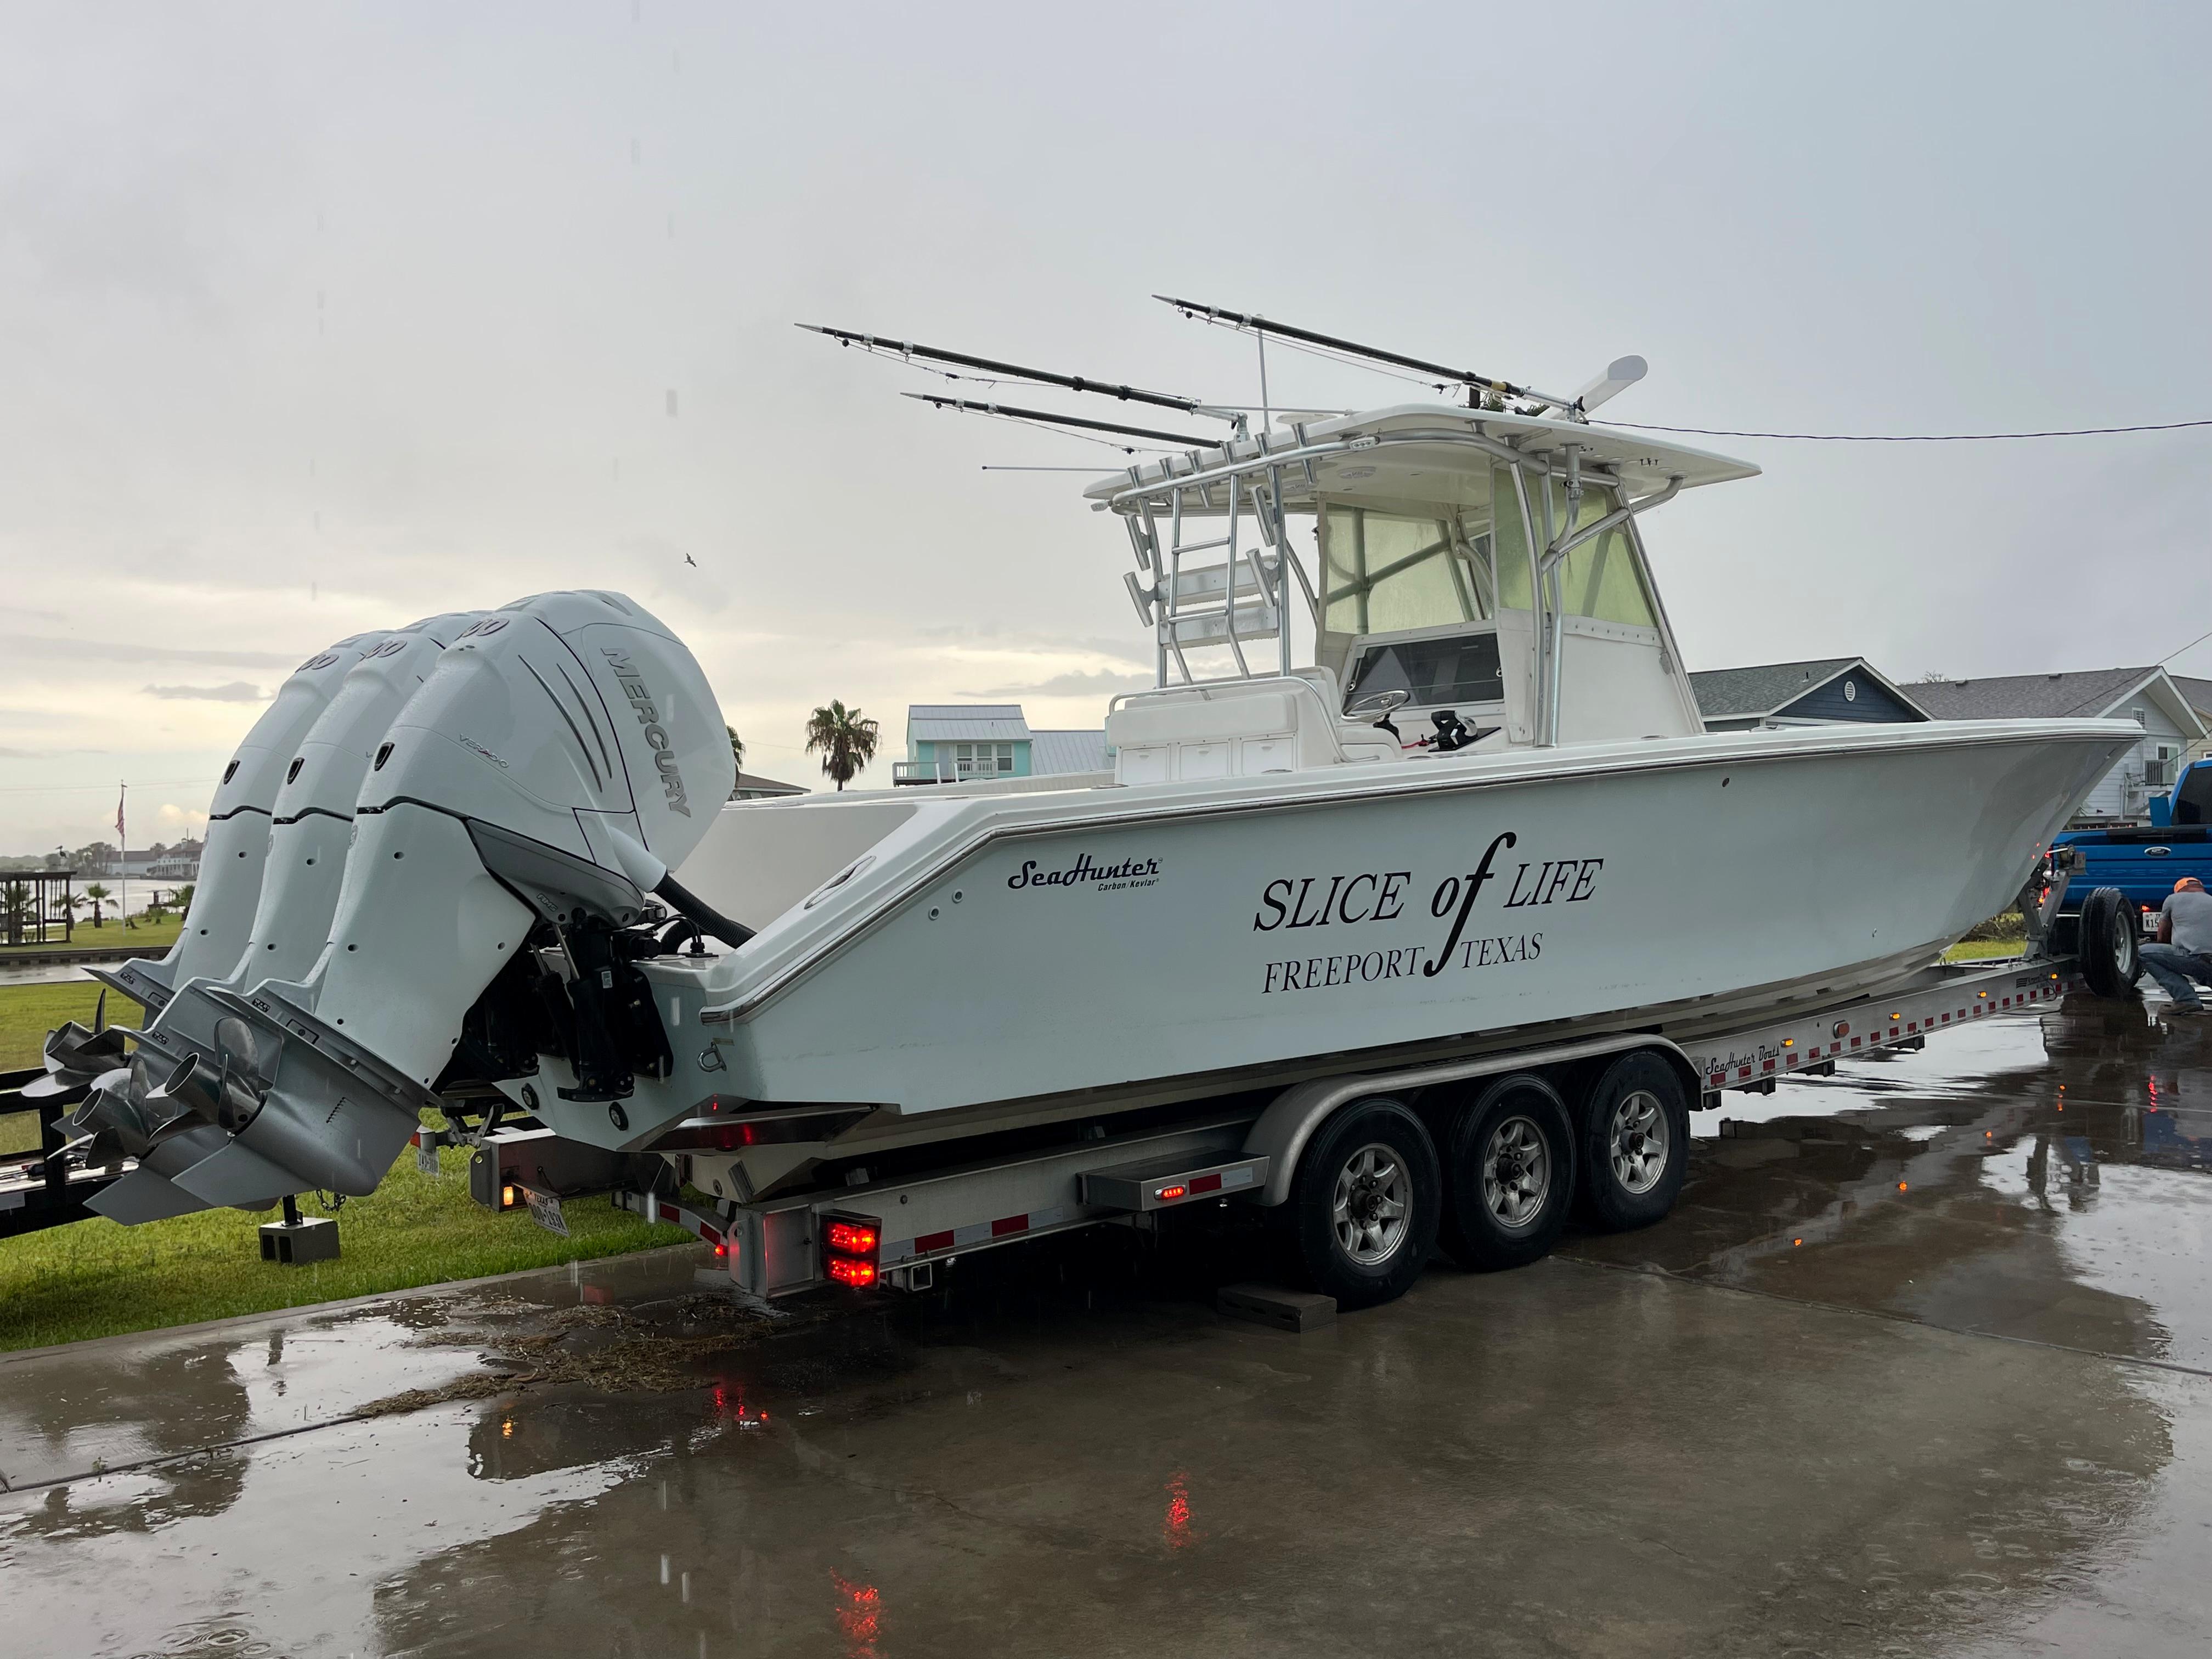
top-left (117, 781), bottom-right (127, 933)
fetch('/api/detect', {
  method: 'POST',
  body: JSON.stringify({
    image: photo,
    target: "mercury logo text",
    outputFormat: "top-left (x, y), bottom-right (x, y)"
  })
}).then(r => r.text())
top-left (602, 649), bottom-right (691, 818)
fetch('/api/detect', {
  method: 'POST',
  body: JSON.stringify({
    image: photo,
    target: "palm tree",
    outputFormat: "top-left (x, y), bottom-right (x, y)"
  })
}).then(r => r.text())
top-left (804, 701), bottom-right (879, 792)
top-left (83, 882), bottom-right (111, 928)
top-left (174, 883), bottom-right (196, 919)
top-left (727, 725), bottom-right (746, 774)
top-left (1, 880), bottom-right (32, 946)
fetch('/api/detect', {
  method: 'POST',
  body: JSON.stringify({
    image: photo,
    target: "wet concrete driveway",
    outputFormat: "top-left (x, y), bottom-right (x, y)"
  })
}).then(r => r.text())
top-left (4, 993), bottom-right (2210, 1657)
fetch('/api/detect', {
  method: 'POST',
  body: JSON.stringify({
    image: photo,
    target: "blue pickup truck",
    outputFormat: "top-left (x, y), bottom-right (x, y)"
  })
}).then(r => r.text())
top-left (2049, 756), bottom-right (2212, 943)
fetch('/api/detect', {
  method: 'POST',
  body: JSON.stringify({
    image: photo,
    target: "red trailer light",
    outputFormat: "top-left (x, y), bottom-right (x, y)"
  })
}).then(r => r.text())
top-left (1156, 1184), bottom-right (1187, 1201)
top-left (823, 1211), bottom-right (882, 1288)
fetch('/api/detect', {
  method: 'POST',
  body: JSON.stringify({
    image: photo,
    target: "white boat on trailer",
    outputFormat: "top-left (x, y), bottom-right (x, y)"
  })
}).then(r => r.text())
top-left (29, 315), bottom-right (2143, 1308)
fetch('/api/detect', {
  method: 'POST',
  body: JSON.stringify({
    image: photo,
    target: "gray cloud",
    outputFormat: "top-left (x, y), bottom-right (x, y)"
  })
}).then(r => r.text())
top-left (143, 681), bottom-right (266, 702)
top-left (962, 668), bottom-right (1153, 698)
top-left (2, 634), bottom-right (307, 669)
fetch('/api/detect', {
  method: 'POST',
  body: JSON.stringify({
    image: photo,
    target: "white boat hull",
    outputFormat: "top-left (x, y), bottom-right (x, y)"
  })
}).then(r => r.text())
top-left (522, 719), bottom-right (2132, 1155)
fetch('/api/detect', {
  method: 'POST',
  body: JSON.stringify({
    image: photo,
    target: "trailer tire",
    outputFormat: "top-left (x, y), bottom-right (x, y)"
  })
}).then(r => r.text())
top-left (2077, 886), bottom-right (2141, 1000)
top-left (1577, 1052), bottom-right (1689, 1232)
top-left (1437, 1075), bottom-right (1574, 1271)
top-left (1285, 1097), bottom-right (1440, 1310)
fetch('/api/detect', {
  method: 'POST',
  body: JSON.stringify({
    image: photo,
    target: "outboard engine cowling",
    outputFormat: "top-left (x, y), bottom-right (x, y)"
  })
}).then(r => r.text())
top-left (76, 613), bottom-right (487, 1223)
top-left (105, 631), bottom-right (385, 1017)
top-left (88, 590), bottom-right (734, 1219)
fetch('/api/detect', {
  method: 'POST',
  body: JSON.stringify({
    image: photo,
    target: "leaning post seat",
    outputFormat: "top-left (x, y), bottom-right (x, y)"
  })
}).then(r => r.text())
top-left (1106, 674), bottom-right (1397, 785)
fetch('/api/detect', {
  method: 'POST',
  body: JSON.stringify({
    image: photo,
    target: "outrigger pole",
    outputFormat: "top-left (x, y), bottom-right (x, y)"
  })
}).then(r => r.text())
top-left (902, 393), bottom-right (1215, 450)
top-left (799, 324), bottom-right (1228, 420)
top-left (1153, 294), bottom-right (1585, 418)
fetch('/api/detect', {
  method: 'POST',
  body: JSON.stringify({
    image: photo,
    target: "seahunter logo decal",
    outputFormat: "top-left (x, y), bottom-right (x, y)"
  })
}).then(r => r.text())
top-left (601, 649), bottom-right (691, 818)
top-left (1250, 830), bottom-right (1605, 994)
top-left (1007, 852), bottom-right (1160, 892)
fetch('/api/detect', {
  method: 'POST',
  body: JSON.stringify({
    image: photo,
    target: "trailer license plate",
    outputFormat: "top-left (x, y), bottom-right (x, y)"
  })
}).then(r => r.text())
top-left (526, 1188), bottom-right (570, 1238)
top-left (416, 1138), bottom-right (440, 1176)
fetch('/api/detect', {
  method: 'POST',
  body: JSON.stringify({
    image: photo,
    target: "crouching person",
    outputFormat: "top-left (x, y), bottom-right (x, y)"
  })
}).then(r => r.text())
top-left (2142, 876), bottom-right (2212, 1017)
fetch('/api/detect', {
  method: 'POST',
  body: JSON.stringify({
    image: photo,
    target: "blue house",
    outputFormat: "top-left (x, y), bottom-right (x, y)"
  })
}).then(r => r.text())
top-left (894, 704), bottom-right (1111, 786)
top-left (1689, 657), bottom-right (1929, 733)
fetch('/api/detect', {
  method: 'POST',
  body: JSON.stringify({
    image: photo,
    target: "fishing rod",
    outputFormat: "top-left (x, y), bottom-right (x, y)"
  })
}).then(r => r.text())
top-left (800, 324), bottom-right (1233, 421)
top-left (1153, 294), bottom-right (1585, 417)
top-left (903, 393), bottom-right (1215, 450)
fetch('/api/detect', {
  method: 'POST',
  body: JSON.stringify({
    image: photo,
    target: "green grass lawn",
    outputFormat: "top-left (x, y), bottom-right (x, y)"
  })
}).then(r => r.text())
top-left (1944, 938), bottom-right (2028, 962)
top-left (1, 980), bottom-right (690, 1352)
top-left (0, 913), bottom-right (182, 956)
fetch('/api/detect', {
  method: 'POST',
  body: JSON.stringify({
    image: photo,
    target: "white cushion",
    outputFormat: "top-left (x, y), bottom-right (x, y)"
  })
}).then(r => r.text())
top-left (1106, 691), bottom-right (1295, 749)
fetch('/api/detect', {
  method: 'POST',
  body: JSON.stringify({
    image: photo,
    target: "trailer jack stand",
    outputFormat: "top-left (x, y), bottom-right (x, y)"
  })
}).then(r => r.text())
top-left (260, 1193), bottom-right (341, 1265)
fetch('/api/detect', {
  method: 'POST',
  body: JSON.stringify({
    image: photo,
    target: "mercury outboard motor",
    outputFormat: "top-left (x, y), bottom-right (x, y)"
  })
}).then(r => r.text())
top-left (27, 631), bottom-right (381, 1127)
top-left (81, 591), bottom-right (734, 1220)
top-left (79, 612), bottom-right (483, 1223)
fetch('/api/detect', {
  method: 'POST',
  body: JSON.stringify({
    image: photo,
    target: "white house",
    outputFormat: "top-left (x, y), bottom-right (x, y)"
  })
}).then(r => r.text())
top-left (1911, 666), bottom-right (2210, 826)
top-left (2175, 674), bottom-right (2212, 763)
top-left (894, 706), bottom-right (1111, 786)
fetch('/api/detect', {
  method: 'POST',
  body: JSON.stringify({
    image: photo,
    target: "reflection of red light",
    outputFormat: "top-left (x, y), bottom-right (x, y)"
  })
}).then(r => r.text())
top-left (1163, 1471), bottom-right (1195, 1551)
top-left (828, 1257), bottom-right (877, 1286)
top-left (832, 1572), bottom-right (882, 1655)
top-left (827, 1221), bottom-right (878, 1254)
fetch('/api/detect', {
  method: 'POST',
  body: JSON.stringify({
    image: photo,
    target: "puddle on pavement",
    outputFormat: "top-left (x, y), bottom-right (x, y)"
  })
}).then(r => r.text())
top-left (1564, 996), bottom-right (2212, 1372)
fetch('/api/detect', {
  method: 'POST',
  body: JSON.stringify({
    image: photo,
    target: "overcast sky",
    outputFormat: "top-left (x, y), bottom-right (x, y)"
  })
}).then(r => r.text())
top-left (3, 2), bottom-right (2208, 851)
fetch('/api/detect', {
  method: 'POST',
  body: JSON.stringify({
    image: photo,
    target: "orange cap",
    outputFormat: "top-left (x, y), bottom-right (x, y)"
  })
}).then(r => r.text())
top-left (2180, 876), bottom-right (2207, 893)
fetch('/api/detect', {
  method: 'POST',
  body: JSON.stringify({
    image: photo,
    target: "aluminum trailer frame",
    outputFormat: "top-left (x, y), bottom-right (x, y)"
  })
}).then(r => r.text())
top-left (597, 950), bottom-right (2084, 1301)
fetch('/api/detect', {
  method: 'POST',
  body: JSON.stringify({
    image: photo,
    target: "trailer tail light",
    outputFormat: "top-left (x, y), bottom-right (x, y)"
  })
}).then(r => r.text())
top-left (499, 1182), bottom-right (523, 1211)
top-left (823, 1211), bottom-right (881, 1289)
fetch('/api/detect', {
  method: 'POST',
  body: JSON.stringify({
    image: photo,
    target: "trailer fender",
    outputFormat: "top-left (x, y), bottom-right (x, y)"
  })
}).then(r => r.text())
top-left (1243, 1032), bottom-right (1698, 1207)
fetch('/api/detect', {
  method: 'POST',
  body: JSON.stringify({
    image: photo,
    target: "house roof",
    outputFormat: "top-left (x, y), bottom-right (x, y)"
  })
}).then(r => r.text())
top-left (1686, 657), bottom-right (1923, 720)
top-left (907, 703), bottom-right (1033, 743)
top-left (1029, 729), bottom-right (1111, 776)
top-left (1909, 667), bottom-right (2207, 736)
top-left (2174, 675), bottom-right (2212, 718)
top-left (729, 771), bottom-right (806, 797)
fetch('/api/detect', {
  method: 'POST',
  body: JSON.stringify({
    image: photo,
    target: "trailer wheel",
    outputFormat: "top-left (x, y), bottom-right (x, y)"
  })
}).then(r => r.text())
top-left (1286, 1097), bottom-right (1441, 1310)
top-left (2077, 886), bottom-right (2141, 1000)
top-left (1577, 1052), bottom-right (1689, 1232)
top-left (1437, 1075), bottom-right (1574, 1271)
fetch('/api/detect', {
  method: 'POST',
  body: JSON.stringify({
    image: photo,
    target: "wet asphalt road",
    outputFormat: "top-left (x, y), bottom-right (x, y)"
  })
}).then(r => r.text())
top-left (3, 991), bottom-right (2210, 1658)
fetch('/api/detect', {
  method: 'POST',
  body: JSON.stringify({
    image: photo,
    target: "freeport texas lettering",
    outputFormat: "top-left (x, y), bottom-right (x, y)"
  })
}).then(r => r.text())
top-left (1252, 830), bottom-right (1601, 994)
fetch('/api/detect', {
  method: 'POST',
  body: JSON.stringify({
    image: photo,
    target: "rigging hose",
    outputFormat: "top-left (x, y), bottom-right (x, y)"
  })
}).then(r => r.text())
top-left (652, 872), bottom-right (755, 949)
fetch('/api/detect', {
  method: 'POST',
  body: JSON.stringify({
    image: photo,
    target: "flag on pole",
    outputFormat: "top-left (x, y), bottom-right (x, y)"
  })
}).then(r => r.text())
top-left (116, 784), bottom-right (126, 844)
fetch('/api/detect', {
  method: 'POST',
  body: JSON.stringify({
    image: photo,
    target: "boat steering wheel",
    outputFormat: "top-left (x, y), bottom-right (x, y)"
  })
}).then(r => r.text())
top-left (1346, 688), bottom-right (1411, 740)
